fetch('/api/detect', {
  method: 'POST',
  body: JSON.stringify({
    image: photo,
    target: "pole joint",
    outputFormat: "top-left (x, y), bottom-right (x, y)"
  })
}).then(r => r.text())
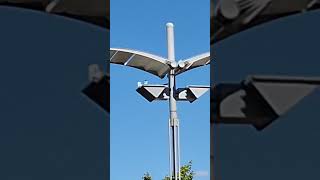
top-left (170, 118), bottom-right (179, 127)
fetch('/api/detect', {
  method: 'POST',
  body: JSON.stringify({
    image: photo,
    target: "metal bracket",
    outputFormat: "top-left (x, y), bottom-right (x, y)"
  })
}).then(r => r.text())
top-left (213, 75), bottom-right (320, 130)
top-left (170, 118), bottom-right (179, 127)
top-left (136, 84), bottom-right (209, 102)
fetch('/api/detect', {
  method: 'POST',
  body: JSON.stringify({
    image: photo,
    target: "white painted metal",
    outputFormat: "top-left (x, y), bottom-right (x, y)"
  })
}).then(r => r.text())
top-left (110, 49), bottom-right (210, 78)
top-left (176, 52), bottom-right (210, 75)
top-left (88, 64), bottom-right (104, 83)
top-left (110, 48), bottom-right (170, 78)
top-left (166, 22), bottom-right (180, 180)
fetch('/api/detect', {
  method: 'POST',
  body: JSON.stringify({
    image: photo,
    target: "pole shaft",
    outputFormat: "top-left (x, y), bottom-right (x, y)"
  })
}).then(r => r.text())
top-left (167, 23), bottom-right (175, 62)
top-left (166, 22), bottom-right (180, 180)
top-left (168, 120), bottom-right (172, 178)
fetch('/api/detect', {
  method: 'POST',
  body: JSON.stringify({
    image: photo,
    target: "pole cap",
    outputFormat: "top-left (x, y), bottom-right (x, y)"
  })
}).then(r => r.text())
top-left (166, 22), bottom-right (174, 27)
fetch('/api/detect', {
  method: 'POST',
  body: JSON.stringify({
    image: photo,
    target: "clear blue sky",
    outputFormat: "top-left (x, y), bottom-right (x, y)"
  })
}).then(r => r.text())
top-left (110, 0), bottom-right (210, 179)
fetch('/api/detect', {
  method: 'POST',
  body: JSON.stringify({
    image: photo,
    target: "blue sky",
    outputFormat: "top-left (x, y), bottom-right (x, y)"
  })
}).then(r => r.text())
top-left (110, 0), bottom-right (210, 179)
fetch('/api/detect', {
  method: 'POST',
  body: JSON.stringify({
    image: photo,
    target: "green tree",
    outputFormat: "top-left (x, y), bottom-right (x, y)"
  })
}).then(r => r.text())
top-left (143, 161), bottom-right (194, 180)
top-left (142, 172), bottom-right (152, 180)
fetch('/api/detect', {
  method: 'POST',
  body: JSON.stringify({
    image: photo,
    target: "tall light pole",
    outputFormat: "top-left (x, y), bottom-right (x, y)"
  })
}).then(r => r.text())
top-left (166, 22), bottom-right (180, 180)
top-left (110, 23), bottom-right (210, 179)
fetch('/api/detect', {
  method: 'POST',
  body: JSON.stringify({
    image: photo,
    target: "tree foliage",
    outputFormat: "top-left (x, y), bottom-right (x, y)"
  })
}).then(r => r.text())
top-left (142, 161), bottom-right (194, 180)
top-left (143, 173), bottom-right (152, 180)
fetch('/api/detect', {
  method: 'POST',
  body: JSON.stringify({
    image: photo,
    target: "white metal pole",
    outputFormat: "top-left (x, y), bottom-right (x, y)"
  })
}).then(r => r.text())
top-left (166, 22), bottom-right (180, 180)
top-left (167, 23), bottom-right (175, 62)
top-left (168, 119), bottom-right (172, 179)
top-left (177, 124), bottom-right (181, 180)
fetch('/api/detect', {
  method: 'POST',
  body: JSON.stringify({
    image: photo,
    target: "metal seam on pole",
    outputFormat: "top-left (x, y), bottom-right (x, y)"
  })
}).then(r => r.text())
top-left (168, 119), bottom-right (172, 179)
